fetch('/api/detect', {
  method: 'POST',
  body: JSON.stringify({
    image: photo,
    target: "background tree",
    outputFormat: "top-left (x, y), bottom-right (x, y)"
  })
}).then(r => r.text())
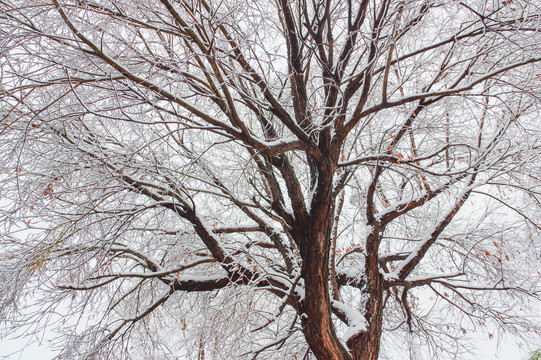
top-left (1, 0), bottom-right (540, 359)
top-left (529, 348), bottom-right (541, 360)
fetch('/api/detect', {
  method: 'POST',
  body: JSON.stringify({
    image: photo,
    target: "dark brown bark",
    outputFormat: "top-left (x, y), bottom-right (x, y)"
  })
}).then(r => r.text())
top-left (298, 215), bottom-right (385, 360)
top-left (299, 224), bottom-right (351, 360)
top-left (297, 159), bottom-right (352, 360)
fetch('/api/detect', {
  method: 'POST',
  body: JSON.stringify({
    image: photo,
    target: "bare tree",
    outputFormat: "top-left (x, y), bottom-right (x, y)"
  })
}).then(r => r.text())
top-left (1, 0), bottom-right (540, 359)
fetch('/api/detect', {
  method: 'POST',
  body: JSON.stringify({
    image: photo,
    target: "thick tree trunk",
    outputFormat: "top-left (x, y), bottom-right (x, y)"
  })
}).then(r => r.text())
top-left (297, 158), bottom-right (352, 360)
top-left (300, 228), bottom-right (351, 360)
top-left (297, 156), bottom-right (384, 360)
top-left (299, 221), bottom-right (385, 360)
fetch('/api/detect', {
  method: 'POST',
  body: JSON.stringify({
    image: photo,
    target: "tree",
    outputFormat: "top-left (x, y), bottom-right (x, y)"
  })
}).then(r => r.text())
top-left (529, 348), bottom-right (541, 360)
top-left (1, 0), bottom-right (540, 359)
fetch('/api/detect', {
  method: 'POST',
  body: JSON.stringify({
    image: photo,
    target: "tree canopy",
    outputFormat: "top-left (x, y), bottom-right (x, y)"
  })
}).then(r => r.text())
top-left (1, 0), bottom-right (540, 359)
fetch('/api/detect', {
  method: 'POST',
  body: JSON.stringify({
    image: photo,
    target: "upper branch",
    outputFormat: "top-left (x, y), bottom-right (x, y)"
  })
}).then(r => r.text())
top-left (394, 177), bottom-right (476, 280)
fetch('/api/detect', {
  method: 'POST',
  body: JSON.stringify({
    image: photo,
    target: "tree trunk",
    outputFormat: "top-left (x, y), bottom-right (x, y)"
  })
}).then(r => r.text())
top-left (300, 228), bottom-right (352, 360)
top-left (297, 158), bottom-right (352, 360)
top-left (298, 156), bottom-right (385, 360)
top-left (299, 219), bottom-right (385, 360)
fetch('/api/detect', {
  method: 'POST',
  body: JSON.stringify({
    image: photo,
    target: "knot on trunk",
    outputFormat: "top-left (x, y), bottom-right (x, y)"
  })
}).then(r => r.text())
top-left (345, 330), bottom-right (367, 349)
